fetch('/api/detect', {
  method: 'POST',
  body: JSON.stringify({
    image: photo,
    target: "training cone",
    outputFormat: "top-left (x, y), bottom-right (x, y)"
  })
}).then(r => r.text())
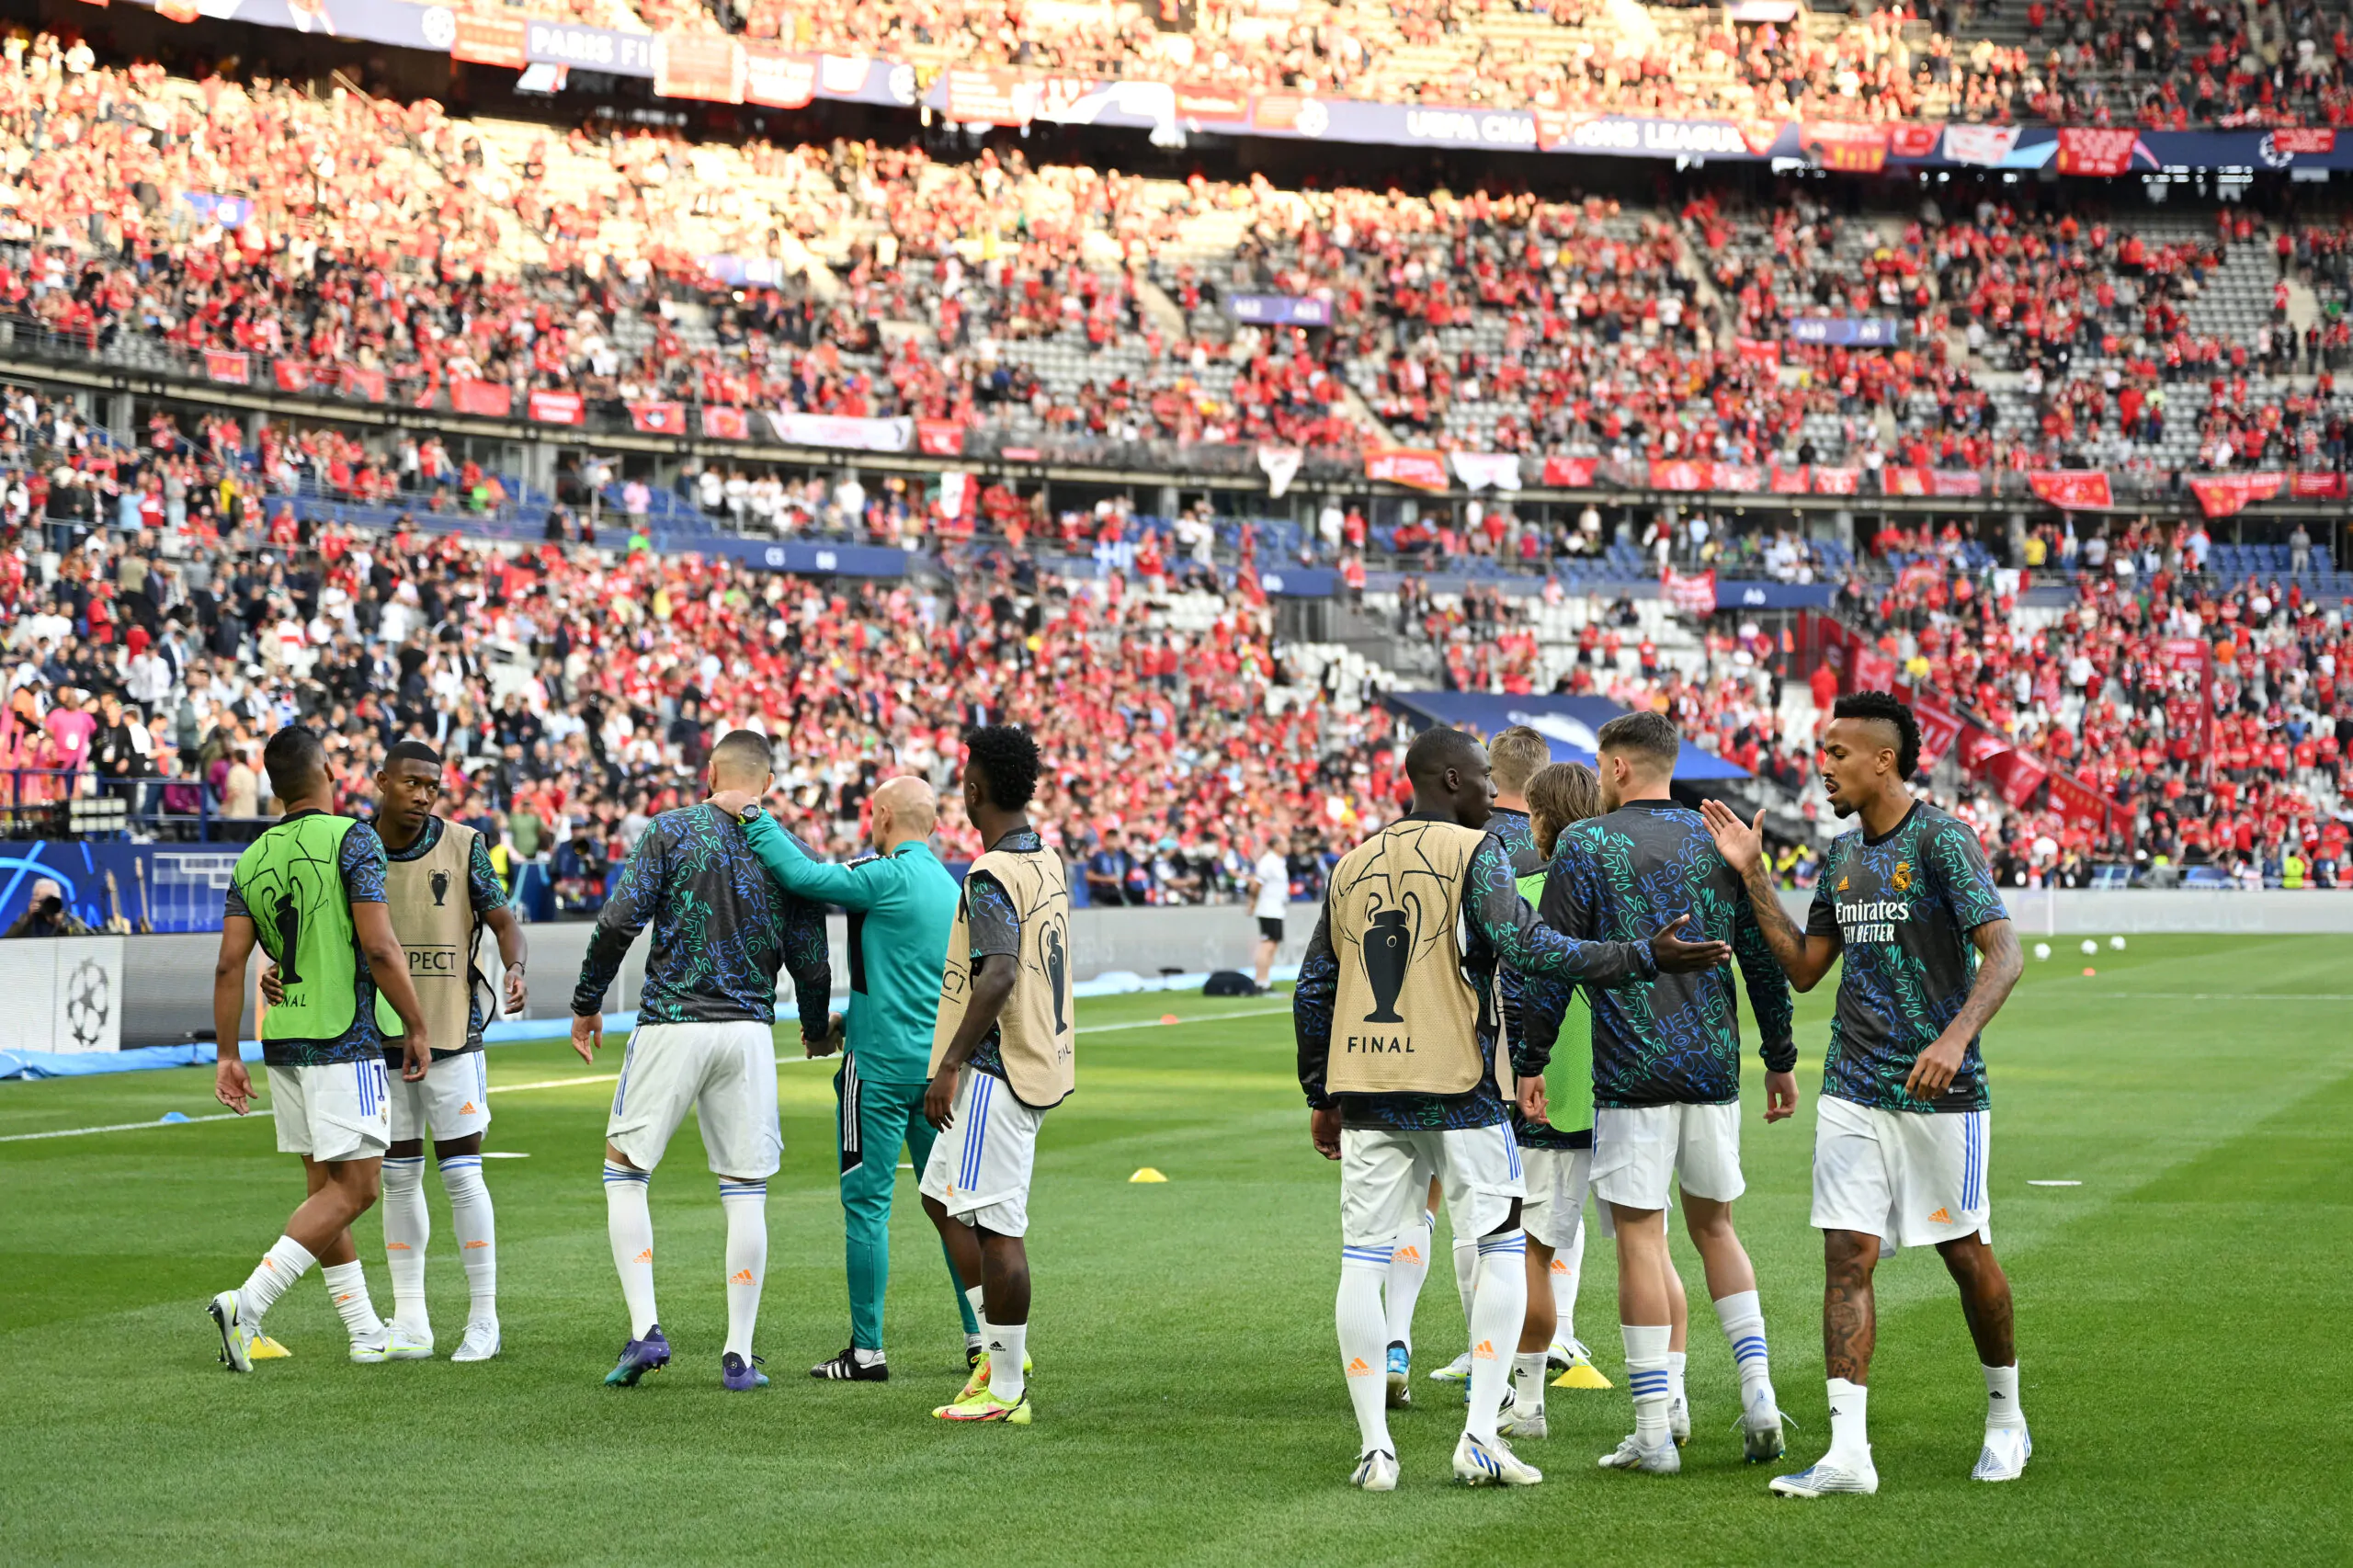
top-left (1129, 1168), bottom-right (1168, 1184)
top-left (1159, 1013), bottom-right (1180, 1024)
top-left (1552, 1363), bottom-right (1612, 1390)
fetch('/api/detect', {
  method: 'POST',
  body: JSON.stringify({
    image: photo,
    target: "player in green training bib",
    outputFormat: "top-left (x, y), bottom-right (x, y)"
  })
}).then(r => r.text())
top-left (1705, 691), bottom-right (2030, 1499)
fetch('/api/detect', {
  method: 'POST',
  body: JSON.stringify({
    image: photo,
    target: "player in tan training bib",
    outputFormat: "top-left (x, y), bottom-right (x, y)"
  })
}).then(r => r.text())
top-left (1295, 726), bottom-right (1732, 1493)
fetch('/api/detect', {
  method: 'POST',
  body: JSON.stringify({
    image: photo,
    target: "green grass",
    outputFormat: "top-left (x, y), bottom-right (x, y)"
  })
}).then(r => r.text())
top-left (3, 936), bottom-right (2349, 1565)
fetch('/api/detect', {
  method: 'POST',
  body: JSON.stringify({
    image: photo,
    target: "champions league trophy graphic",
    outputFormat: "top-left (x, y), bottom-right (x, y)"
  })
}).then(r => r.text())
top-left (1044, 922), bottom-right (1070, 1034)
top-left (1358, 894), bottom-right (1418, 1024)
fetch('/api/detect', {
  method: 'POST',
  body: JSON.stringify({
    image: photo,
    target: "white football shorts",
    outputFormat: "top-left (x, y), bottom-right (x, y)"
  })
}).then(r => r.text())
top-left (1339, 1121), bottom-right (1525, 1250)
top-left (1592, 1101), bottom-right (1745, 1215)
top-left (1812, 1095), bottom-right (1991, 1253)
top-left (269, 1059), bottom-right (392, 1164)
top-left (920, 1066), bottom-right (1047, 1236)
top-left (1519, 1144), bottom-right (1592, 1252)
top-left (605, 1020), bottom-right (781, 1179)
top-left (389, 1049), bottom-right (491, 1144)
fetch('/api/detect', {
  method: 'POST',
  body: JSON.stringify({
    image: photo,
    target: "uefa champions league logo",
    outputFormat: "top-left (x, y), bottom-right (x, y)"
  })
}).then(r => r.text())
top-left (64, 958), bottom-right (111, 1051)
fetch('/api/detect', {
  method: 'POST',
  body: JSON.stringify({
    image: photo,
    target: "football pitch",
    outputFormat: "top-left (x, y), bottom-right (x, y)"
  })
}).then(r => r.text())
top-left (3, 934), bottom-right (2347, 1565)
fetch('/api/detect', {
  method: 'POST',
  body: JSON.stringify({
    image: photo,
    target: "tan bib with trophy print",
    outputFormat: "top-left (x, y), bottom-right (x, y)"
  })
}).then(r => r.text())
top-left (930, 844), bottom-right (1076, 1108)
top-left (382, 818), bottom-right (488, 1057)
top-left (1325, 819), bottom-right (1489, 1096)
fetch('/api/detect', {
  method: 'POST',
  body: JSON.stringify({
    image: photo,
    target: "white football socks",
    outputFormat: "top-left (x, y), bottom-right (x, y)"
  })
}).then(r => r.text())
top-left (1713, 1289), bottom-right (1773, 1408)
top-left (1550, 1218), bottom-right (1585, 1344)
top-left (1666, 1348), bottom-right (1688, 1415)
top-left (441, 1155), bottom-right (496, 1326)
top-left (1452, 1230), bottom-right (1478, 1335)
top-left (964, 1287), bottom-right (986, 1354)
top-left (321, 1259), bottom-right (385, 1344)
top-left (1337, 1244), bottom-right (1393, 1456)
top-left (1464, 1230), bottom-right (1528, 1446)
top-left (1826, 1377), bottom-right (1870, 1462)
top-left (984, 1320), bottom-right (1029, 1403)
top-left (1984, 1362), bottom-right (2025, 1429)
top-left (1383, 1210), bottom-right (1436, 1353)
top-left (719, 1179), bottom-right (767, 1361)
top-left (237, 1234), bottom-right (315, 1324)
top-left (381, 1156), bottom-right (429, 1334)
top-left (1623, 1323), bottom-right (1672, 1449)
top-left (603, 1161), bottom-right (658, 1338)
top-left (1512, 1349), bottom-right (1549, 1416)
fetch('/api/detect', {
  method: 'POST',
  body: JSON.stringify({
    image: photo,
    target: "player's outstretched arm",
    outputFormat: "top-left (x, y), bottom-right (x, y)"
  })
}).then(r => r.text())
top-left (1699, 799), bottom-right (1839, 991)
top-left (1904, 918), bottom-right (2022, 1101)
top-left (1472, 837), bottom-right (1727, 983)
top-left (212, 915), bottom-right (258, 1113)
top-left (736, 807), bottom-right (878, 910)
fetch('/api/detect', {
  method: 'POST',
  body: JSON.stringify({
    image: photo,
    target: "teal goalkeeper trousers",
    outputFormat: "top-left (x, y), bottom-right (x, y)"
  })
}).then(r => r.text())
top-left (837, 1055), bottom-right (982, 1352)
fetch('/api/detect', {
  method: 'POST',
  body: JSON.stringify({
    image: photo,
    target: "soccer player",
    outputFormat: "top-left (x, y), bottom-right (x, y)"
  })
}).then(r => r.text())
top-left (919, 724), bottom-right (1074, 1426)
top-left (709, 773), bottom-right (983, 1381)
top-left (1499, 758), bottom-right (1612, 1442)
top-left (1296, 726), bottom-right (1732, 1491)
top-left (1702, 690), bottom-right (2029, 1496)
top-left (264, 741), bottom-right (529, 1361)
top-left (206, 726), bottom-right (432, 1371)
top-left (1536, 711), bottom-right (1798, 1476)
top-left (571, 729), bottom-right (833, 1391)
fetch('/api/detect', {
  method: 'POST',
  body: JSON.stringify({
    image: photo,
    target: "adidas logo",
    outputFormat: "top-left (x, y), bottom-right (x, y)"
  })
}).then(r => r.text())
top-left (1394, 1245), bottom-right (1421, 1264)
top-left (1927, 1207), bottom-right (1951, 1224)
top-left (1472, 1339), bottom-right (1497, 1361)
top-left (633, 1248), bottom-right (653, 1264)
top-left (387, 1242), bottom-right (413, 1252)
top-left (1551, 1258), bottom-right (1570, 1274)
top-left (1346, 1357), bottom-right (1373, 1377)
top-left (464, 1240), bottom-right (490, 1250)
top-left (1990, 1392), bottom-right (2006, 1400)
top-left (730, 1268), bottom-right (756, 1284)
top-left (460, 1101), bottom-right (479, 1114)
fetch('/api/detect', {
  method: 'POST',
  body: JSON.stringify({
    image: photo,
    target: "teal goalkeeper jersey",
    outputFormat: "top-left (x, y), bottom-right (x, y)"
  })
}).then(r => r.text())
top-left (740, 812), bottom-right (959, 1085)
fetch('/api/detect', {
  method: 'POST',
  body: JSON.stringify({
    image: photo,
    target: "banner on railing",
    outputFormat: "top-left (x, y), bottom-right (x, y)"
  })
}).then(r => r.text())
top-left (765, 412), bottom-right (914, 452)
top-left (1911, 696), bottom-right (1963, 769)
top-left (701, 405), bottom-right (749, 440)
top-left (1812, 467), bottom-right (1860, 495)
top-left (1664, 567), bottom-right (1717, 615)
top-left (2054, 128), bottom-right (2152, 176)
top-left (453, 13), bottom-right (529, 69)
top-left (2189, 472), bottom-right (2283, 517)
top-left (451, 379), bottom-right (514, 418)
top-left (2047, 769), bottom-right (2112, 828)
top-left (1540, 455), bottom-right (1598, 487)
top-left (273, 361), bottom-right (310, 392)
top-left (1450, 452), bottom-right (1520, 492)
top-left (1802, 121), bottom-right (1889, 172)
top-left (2029, 470), bottom-right (2113, 509)
top-left (528, 390), bottom-right (585, 426)
top-left (203, 349), bottom-right (250, 385)
top-left (1988, 748), bottom-right (2051, 807)
top-left (1258, 445), bottom-right (1304, 498)
top-left (915, 418), bottom-right (966, 456)
top-left (629, 401), bottom-right (688, 435)
top-left (743, 47), bottom-right (819, 108)
top-left (1649, 459), bottom-right (1710, 492)
top-left (342, 365), bottom-right (387, 403)
top-left (1365, 448), bottom-right (1449, 491)
top-left (654, 34), bottom-right (745, 103)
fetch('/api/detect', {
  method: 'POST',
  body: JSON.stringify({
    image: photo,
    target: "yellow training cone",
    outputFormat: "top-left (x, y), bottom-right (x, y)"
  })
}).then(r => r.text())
top-left (1552, 1363), bottom-right (1612, 1390)
top-left (1129, 1168), bottom-right (1168, 1184)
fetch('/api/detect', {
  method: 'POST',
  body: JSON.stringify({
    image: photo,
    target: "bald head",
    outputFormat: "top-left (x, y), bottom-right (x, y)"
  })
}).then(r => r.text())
top-left (871, 775), bottom-right (938, 854)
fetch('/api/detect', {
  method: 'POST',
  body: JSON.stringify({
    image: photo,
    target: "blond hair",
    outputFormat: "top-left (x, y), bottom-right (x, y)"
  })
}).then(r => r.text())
top-left (1528, 761), bottom-right (1603, 858)
top-left (1487, 725), bottom-right (1552, 796)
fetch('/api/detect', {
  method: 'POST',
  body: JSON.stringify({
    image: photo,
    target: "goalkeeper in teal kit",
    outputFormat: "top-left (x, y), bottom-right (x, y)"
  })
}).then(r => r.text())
top-left (713, 774), bottom-right (983, 1380)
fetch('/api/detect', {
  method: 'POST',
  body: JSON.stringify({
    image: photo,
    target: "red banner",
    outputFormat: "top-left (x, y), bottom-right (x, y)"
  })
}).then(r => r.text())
top-left (1541, 455), bottom-right (1598, 487)
top-left (1911, 697), bottom-right (1962, 770)
top-left (1930, 469), bottom-right (1984, 497)
top-left (1852, 646), bottom-right (1897, 694)
top-left (2055, 128), bottom-right (2145, 176)
top-left (1366, 448), bottom-right (1449, 491)
top-left (1957, 727), bottom-right (2011, 771)
top-left (528, 390), bottom-right (585, 426)
top-left (2046, 769), bottom-right (2111, 828)
top-left (1649, 459), bottom-right (1709, 492)
top-left (342, 365), bottom-right (387, 403)
top-left (2189, 472), bottom-right (2283, 518)
top-left (450, 379), bottom-right (513, 418)
top-left (273, 361), bottom-right (310, 393)
top-left (915, 418), bottom-right (966, 457)
top-left (1802, 121), bottom-right (1888, 172)
top-left (2029, 470), bottom-right (2113, 509)
top-left (2290, 472), bottom-right (2346, 499)
top-left (629, 401), bottom-right (688, 434)
top-left (1812, 467), bottom-right (1859, 495)
top-left (451, 14), bottom-right (528, 69)
top-left (743, 48), bottom-right (817, 108)
top-left (1174, 82), bottom-right (1252, 121)
top-left (1736, 337), bottom-right (1781, 368)
top-left (1988, 748), bottom-right (2050, 808)
top-left (1888, 123), bottom-right (1942, 159)
top-left (2272, 127), bottom-right (2337, 154)
top-left (204, 349), bottom-right (249, 385)
top-left (655, 35), bottom-right (745, 103)
top-left (1881, 466), bottom-right (1929, 496)
top-left (1711, 462), bottom-right (1764, 493)
top-left (1769, 464), bottom-right (1809, 494)
top-left (1664, 568), bottom-right (1717, 616)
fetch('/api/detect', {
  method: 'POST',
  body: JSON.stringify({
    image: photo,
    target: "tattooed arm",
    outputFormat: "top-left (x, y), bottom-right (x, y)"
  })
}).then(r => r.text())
top-left (1699, 800), bottom-right (1841, 993)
